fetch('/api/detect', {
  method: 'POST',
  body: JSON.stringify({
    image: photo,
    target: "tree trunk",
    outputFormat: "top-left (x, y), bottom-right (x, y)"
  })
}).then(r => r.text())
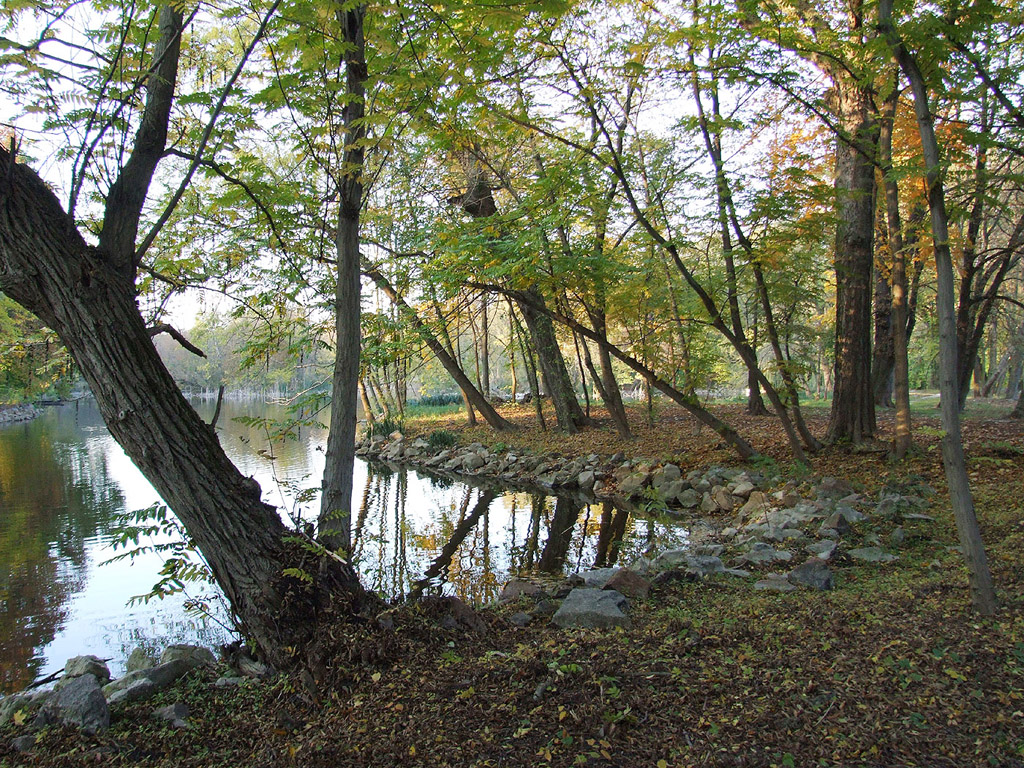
top-left (827, 81), bottom-right (878, 443)
top-left (0, 145), bottom-right (372, 671)
top-left (881, 0), bottom-right (997, 615)
top-left (480, 294), bottom-right (490, 398)
top-left (516, 286), bottom-right (591, 433)
top-left (363, 263), bottom-right (512, 431)
top-left (872, 263), bottom-right (895, 407)
top-left (319, 2), bottom-right (366, 554)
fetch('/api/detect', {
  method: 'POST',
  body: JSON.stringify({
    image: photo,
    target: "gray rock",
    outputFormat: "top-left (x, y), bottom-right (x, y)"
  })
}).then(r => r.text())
top-left (848, 547), bottom-right (898, 563)
top-left (11, 734), bottom-right (36, 752)
top-left (874, 497), bottom-right (899, 518)
top-left (753, 574), bottom-right (796, 592)
top-left (788, 558), bottom-right (834, 590)
top-left (510, 612), bottom-right (533, 628)
top-left (103, 659), bottom-right (192, 703)
top-left (106, 678), bottom-right (159, 706)
top-left (551, 588), bottom-right (630, 629)
top-left (806, 539), bottom-right (837, 560)
top-left (215, 677), bottom-right (245, 688)
top-left (651, 464), bottom-right (681, 491)
top-left (816, 476), bottom-right (853, 499)
top-left (0, 691), bottom-right (51, 726)
top-left (500, 579), bottom-right (547, 602)
top-left (818, 512), bottom-right (852, 537)
top-left (578, 470), bottom-right (596, 490)
top-left (651, 548), bottom-right (688, 570)
top-left (154, 702), bottom-right (190, 729)
top-left (63, 655), bottom-right (111, 684)
top-left (712, 487), bottom-right (734, 511)
top-left (125, 647), bottom-right (157, 674)
top-left (732, 480), bottom-right (756, 499)
top-left (161, 644), bottom-right (216, 669)
top-left (676, 488), bottom-right (701, 508)
top-left (700, 492), bottom-right (717, 513)
top-left (462, 453), bottom-right (485, 470)
top-left (43, 674), bottom-right (109, 734)
top-left (618, 472), bottom-right (648, 497)
top-left (738, 491), bottom-right (770, 521)
top-left (685, 555), bottom-right (725, 577)
top-left (888, 527), bottom-right (906, 548)
top-left (836, 504), bottom-right (868, 524)
top-left (579, 567), bottom-right (620, 588)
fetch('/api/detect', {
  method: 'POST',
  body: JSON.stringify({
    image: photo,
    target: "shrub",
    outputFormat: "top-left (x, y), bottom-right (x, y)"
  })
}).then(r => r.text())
top-left (427, 429), bottom-right (458, 449)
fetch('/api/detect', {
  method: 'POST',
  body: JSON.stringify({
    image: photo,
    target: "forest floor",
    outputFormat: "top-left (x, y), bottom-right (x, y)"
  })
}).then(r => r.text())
top-left (3, 397), bottom-right (1024, 767)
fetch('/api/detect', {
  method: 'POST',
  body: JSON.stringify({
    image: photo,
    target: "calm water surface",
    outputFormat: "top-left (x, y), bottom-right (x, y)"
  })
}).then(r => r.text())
top-left (0, 399), bottom-right (687, 693)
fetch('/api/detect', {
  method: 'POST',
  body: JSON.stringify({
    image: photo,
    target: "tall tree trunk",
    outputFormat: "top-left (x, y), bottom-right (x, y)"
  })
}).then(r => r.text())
top-left (881, 0), bottom-right (996, 615)
top-left (319, 2), bottom-right (366, 554)
top-left (0, 133), bottom-right (370, 674)
top-left (879, 85), bottom-right (914, 459)
top-left (827, 81), bottom-right (878, 443)
top-left (480, 294), bottom-right (490, 398)
top-left (872, 261), bottom-right (895, 407)
top-left (510, 301), bottom-right (546, 430)
top-left (358, 378), bottom-right (376, 426)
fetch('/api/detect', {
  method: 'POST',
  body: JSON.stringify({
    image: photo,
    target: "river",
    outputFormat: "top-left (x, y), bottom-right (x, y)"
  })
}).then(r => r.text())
top-left (0, 398), bottom-right (687, 694)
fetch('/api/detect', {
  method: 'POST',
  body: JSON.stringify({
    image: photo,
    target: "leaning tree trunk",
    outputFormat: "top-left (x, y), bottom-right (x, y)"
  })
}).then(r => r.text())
top-left (0, 146), bottom-right (372, 669)
top-left (881, 0), bottom-right (996, 615)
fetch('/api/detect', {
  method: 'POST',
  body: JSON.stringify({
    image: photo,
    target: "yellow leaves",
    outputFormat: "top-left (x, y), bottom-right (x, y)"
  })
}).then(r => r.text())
top-left (371, 671), bottom-right (382, 683)
top-left (12, 709), bottom-right (27, 727)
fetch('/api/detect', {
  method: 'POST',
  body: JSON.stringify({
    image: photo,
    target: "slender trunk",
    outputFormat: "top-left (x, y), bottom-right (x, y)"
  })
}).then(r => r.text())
top-left (881, 0), bottom-right (996, 614)
top-left (363, 264), bottom-right (511, 430)
top-left (872, 262), bottom-right (895, 406)
top-left (358, 378), bottom-right (375, 426)
top-left (510, 301), bottom-right (546, 430)
top-left (319, 2), bottom-right (366, 554)
top-left (480, 294), bottom-right (490, 397)
top-left (879, 83), bottom-right (913, 459)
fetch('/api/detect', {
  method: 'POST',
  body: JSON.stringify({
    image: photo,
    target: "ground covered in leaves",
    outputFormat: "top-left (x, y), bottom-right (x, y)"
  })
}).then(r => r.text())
top-left (3, 399), bottom-right (1023, 767)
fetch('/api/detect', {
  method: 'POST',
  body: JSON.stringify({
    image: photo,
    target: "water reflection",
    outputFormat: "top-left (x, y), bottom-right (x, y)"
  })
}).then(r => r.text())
top-left (0, 399), bottom-right (688, 694)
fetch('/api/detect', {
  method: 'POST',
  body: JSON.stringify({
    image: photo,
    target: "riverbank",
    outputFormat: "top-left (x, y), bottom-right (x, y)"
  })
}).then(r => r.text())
top-left (2, 400), bottom-right (1022, 766)
top-left (0, 403), bottom-right (38, 425)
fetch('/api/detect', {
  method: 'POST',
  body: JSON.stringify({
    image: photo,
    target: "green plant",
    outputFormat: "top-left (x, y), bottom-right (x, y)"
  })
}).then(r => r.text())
top-left (427, 429), bottom-right (457, 448)
top-left (369, 415), bottom-right (404, 437)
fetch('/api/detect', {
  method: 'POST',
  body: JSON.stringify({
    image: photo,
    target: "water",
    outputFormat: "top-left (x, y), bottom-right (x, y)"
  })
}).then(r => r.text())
top-left (0, 399), bottom-right (688, 694)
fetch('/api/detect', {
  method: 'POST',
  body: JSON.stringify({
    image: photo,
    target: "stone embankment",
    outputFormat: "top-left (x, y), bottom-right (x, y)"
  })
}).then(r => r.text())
top-left (1, 644), bottom-right (272, 753)
top-left (361, 430), bottom-right (938, 629)
top-left (0, 403), bottom-right (38, 425)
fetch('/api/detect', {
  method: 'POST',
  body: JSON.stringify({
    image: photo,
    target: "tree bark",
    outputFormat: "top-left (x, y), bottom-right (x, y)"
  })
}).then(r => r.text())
top-left (0, 146), bottom-right (371, 672)
top-left (319, 2), bottom-right (366, 554)
top-left (827, 81), bottom-right (878, 443)
top-left (880, 0), bottom-right (997, 615)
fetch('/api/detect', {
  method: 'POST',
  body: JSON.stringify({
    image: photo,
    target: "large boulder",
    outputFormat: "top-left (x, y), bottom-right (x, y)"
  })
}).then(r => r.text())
top-left (552, 588), bottom-right (630, 629)
top-left (161, 644), bottom-right (216, 669)
top-left (125, 647), bottom-right (158, 674)
top-left (103, 659), bottom-right (193, 705)
top-left (788, 558), bottom-right (834, 590)
top-left (604, 569), bottom-right (651, 600)
top-left (62, 655), bottom-right (111, 685)
top-left (578, 567), bottom-right (620, 588)
top-left (39, 674), bottom-right (109, 734)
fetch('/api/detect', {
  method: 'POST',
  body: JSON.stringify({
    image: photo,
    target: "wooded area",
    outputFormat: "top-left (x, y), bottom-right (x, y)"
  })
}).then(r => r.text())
top-left (1, 0), bottom-right (1022, 660)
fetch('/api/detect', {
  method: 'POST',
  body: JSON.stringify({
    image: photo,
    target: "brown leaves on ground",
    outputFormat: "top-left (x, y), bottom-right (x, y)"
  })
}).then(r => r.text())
top-left (3, 398), bottom-right (1023, 767)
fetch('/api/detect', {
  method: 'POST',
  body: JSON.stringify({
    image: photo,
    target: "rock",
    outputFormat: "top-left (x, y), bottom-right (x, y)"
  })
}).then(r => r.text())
top-left (779, 491), bottom-right (802, 508)
top-left (753, 574), bottom-right (796, 593)
top-left (500, 579), bottom-right (547, 602)
top-left (462, 453), bottom-right (485, 470)
top-left (388, 430), bottom-right (404, 441)
top-left (125, 647), bottom-right (157, 674)
top-left (215, 677), bottom-right (245, 688)
top-left (426, 596), bottom-right (487, 633)
top-left (816, 476), bottom-right (854, 499)
top-left (889, 527), bottom-right (906, 548)
top-left (651, 548), bottom-right (688, 571)
top-left (676, 488), bottom-right (700, 509)
top-left (737, 541), bottom-right (784, 564)
top-left (685, 555), bottom-right (725, 577)
top-left (11, 734), bottom-right (36, 752)
top-left (818, 512), bottom-right (852, 538)
top-left (836, 504), bottom-right (868, 524)
top-left (154, 702), bottom-right (190, 729)
top-left (0, 691), bottom-right (51, 726)
top-left (806, 539), bottom-right (837, 560)
top-left (510, 612), bottom-right (533, 627)
top-left (160, 644), bottom-right (216, 669)
top-left (62, 655), bottom-right (111, 684)
top-left (848, 547), bottom-right (898, 563)
top-left (618, 472), bottom-right (648, 497)
top-left (579, 567), bottom-right (620, 588)
top-left (609, 451), bottom-right (626, 464)
top-left (738, 491), bottom-right (770, 521)
top-left (530, 600), bottom-right (559, 618)
top-left (103, 659), bottom-right (192, 704)
top-left (578, 470), bottom-right (596, 490)
top-left (651, 464), bottom-right (681, 491)
top-left (711, 487), bottom-right (734, 511)
top-left (700, 492), bottom-right (717, 513)
top-left (236, 655), bottom-right (273, 679)
top-left (875, 497), bottom-right (899, 517)
top-left (551, 588), bottom-right (630, 629)
top-left (603, 569), bottom-right (651, 599)
top-left (42, 674), bottom-right (109, 734)
top-left (732, 480), bottom-right (756, 499)
top-left (788, 558), bottom-right (834, 590)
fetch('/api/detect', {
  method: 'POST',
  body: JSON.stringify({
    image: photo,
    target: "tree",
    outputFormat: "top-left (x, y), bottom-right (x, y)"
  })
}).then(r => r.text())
top-left (0, 2), bottom-right (374, 668)
top-left (878, 0), bottom-right (996, 615)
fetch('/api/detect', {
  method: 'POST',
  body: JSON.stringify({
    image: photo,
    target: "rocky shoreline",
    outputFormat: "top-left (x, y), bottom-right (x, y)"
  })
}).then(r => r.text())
top-left (0, 403), bottom-right (39, 425)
